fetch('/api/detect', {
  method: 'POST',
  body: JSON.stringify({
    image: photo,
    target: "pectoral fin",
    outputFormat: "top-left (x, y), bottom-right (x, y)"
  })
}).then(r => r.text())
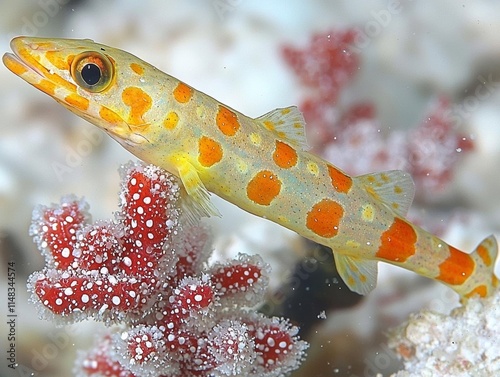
top-left (176, 158), bottom-right (221, 222)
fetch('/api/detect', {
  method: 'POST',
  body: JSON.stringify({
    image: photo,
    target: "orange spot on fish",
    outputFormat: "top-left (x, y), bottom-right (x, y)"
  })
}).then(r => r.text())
top-left (64, 93), bottom-right (89, 111)
top-left (328, 165), bottom-right (352, 193)
top-left (34, 79), bottom-right (56, 95)
top-left (273, 141), bottom-right (298, 169)
top-left (163, 111), bottom-right (179, 130)
top-left (3, 55), bottom-right (28, 76)
top-left (216, 105), bottom-right (240, 137)
top-left (122, 86), bottom-right (152, 125)
top-left (130, 63), bottom-right (144, 75)
top-left (464, 285), bottom-right (487, 298)
top-left (376, 218), bottom-right (417, 262)
top-left (173, 82), bottom-right (193, 103)
top-left (99, 107), bottom-right (123, 124)
top-left (246, 170), bottom-right (281, 206)
top-left (198, 136), bottom-right (223, 167)
top-left (45, 51), bottom-right (69, 70)
top-left (476, 244), bottom-right (492, 267)
top-left (436, 245), bottom-right (474, 286)
top-left (306, 199), bottom-right (344, 238)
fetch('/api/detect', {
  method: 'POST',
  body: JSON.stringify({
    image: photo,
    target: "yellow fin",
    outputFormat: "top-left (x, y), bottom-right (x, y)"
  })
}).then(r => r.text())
top-left (333, 253), bottom-right (378, 295)
top-left (462, 235), bottom-right (499, 300)
top-left (176, 159), bottom-right (221, 222)
top-left (255, 106), bottom-right (309, 150)
top-left (355, 170), bottom-right (415, 217)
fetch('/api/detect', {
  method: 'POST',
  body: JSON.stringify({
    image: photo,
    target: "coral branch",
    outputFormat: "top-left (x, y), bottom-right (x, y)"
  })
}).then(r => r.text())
top-left (28, 161), bottom-right (307, 376)
top-left (389, 292), bottom-right (500, 376)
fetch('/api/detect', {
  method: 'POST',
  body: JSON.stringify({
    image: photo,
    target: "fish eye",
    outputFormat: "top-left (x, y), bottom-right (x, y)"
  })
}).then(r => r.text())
top-left (71, 51), bottom-right (114, 92)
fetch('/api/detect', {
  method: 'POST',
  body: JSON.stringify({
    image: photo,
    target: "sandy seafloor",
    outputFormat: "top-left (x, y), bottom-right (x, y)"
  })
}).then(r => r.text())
top-left (1, 1), bottom-right (500, 376)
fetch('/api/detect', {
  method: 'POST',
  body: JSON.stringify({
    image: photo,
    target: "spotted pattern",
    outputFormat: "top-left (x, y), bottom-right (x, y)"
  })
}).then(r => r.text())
top-left (122, 87), bottom-right (152, 124)
top-left (376, 218), bottom-right (417, 262)
top-left (163, 111), bottom-right (179, 130)
top-left (465, 285), bottom-right (487, 298)
top-left (306, 199), bottom-right (343, 238)
top-left (34, 79), bottom-right (56, 96)
top-left (307, 161), bottom-right (319, 176)
top-left (249, 133), bottom-right (261, 146)
top-left (45, 50), bottom-right (70, 70)
top-left (273, 141), bottom-right (298, 169)
top-left (476, 244), bottom-right (492, 267)
top-left (361, 204), bottom-right (375, 222)
top-left (173, 82), bottom-right (193, 103)
top-left (99, 107), bottom-right (123, 124)
top-left (236, 159), bottom-right (248, 174)
top-left (436, 246), bottom-right (474, 285)
top-left (216, 105), bottom-right (240, 136)
top-left (65, 93), bottom-right (89, 111)
top-left (130, 63), bottom-right (144, 75)
top-left (5, 58), bottom-right (28, 76)
top-left (328, 165), bottom-right (352, 193)
top-left (198, 136), bottom-right (223, 167)
top-left (246, 170), bottom-right (281, 206)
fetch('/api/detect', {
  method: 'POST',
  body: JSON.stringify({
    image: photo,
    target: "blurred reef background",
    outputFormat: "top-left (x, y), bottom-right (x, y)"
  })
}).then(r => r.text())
top-left (1, 1), bottom-right (500, 376)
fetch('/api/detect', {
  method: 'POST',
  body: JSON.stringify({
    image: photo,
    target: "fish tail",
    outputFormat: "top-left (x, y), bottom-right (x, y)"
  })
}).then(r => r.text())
top-left (461, 235), bottom-right (499, 300)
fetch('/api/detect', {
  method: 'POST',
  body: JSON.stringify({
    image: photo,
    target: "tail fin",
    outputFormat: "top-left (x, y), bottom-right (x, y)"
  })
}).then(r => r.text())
top-left (462, 235), bottom-right (499, 300)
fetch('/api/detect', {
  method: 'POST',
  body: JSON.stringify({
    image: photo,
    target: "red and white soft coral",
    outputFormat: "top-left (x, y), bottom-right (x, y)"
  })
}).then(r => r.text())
top-left (29, 162), bottom-right (181, 322)
top-left (28, 161), bottom-right (307, 377)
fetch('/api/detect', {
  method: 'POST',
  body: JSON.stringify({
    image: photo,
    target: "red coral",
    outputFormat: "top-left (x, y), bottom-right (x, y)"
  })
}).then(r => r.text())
top-left (29, 163), bottom-right (179, 321)
top-left (407, 97), bottom-right (474, 192)
top-left (29, 161), bottom-right (307, 377)
top-left (34, 198), bottom-right (89, 270)
top-left (282, 29), bottom-right (360, 148)
top-left (282, 29), bottom-right (359, 101)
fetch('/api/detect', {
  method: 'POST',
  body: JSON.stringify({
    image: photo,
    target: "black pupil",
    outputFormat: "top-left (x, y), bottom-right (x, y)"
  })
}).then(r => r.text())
top-left (81, 63), bottom-right (101, 86)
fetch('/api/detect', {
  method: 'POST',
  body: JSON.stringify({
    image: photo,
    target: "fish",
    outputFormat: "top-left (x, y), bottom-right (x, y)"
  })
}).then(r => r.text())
top-left (3, 36), bottom-right (498, 299)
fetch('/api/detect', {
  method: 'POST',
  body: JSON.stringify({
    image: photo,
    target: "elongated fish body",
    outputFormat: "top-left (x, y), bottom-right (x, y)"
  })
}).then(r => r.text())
top-left (4, 37), bottom-right (498, 299)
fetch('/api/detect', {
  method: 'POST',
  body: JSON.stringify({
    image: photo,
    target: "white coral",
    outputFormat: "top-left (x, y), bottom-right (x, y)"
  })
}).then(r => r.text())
top-left (389, 289), bottom-right (500, 377)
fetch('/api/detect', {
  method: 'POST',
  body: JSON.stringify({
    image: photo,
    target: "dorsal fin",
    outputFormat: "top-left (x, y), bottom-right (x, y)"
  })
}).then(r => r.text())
top-left (355, 170), bottom-right (415, 217)
top-left (255, 106), bottom-right (309, 150)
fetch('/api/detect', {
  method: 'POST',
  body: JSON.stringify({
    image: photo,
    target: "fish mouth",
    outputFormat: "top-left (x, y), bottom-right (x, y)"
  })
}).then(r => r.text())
top-left (2, 37), bottom-right (52, 87)
top-left (3, 37), bottom-right (145, 145)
